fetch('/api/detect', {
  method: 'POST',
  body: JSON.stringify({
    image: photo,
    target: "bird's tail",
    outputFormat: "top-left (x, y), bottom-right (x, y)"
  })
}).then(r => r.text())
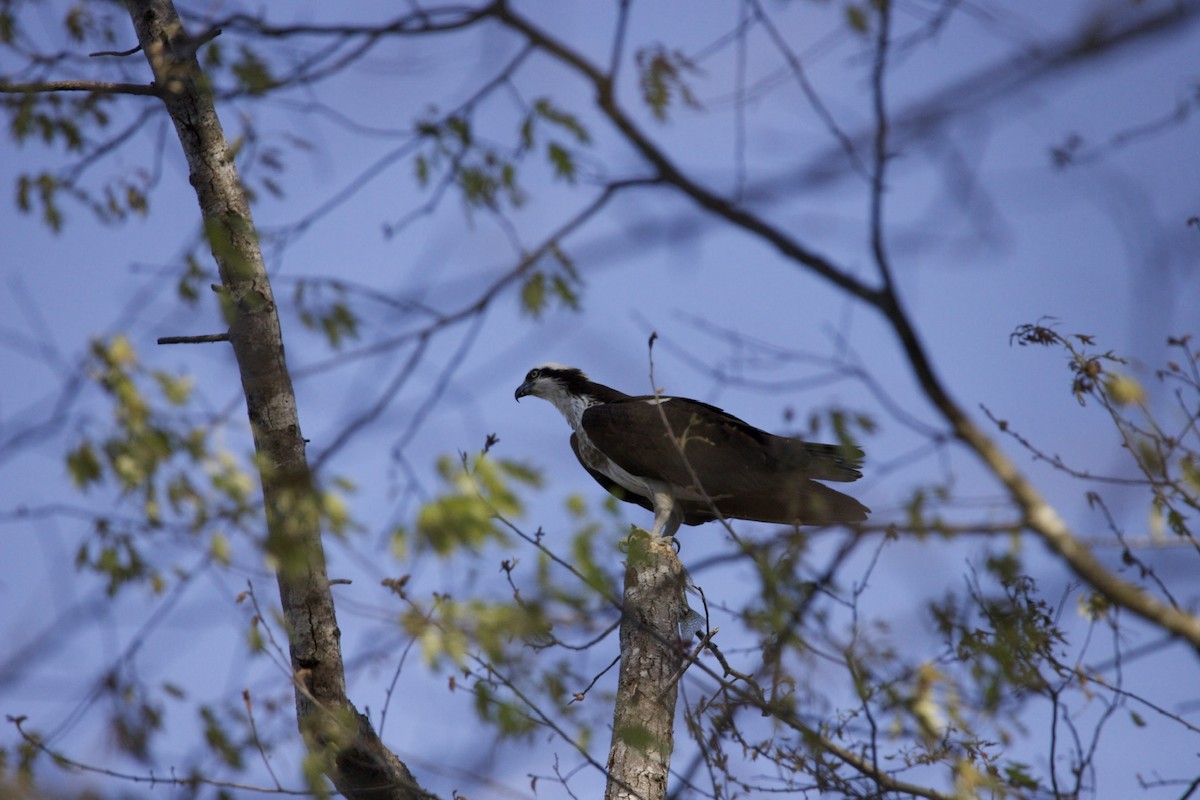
top-left (703, 477), bottom-right (870, 526)
top-left (799, 442), bottom-right (865, 482)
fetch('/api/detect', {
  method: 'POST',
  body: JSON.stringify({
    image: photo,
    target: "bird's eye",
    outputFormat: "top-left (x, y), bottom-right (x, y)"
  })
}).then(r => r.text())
top-left (528, 369), bottom-right (540, 380)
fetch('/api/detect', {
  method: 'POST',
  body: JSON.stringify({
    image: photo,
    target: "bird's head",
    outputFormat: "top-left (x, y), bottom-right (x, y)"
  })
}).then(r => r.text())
top-left (515, 363), bottom-right (593, 426)
top-left (514, 363), bottom-right (589, 401)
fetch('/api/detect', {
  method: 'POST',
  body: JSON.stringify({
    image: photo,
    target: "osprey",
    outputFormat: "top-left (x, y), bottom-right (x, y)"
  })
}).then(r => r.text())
top-left (515, 364), bottom-right (869, 537)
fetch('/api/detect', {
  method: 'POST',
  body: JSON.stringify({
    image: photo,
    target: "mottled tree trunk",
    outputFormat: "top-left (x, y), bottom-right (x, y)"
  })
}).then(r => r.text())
top-left (605, 533), bottom-right (686, 800)
top-left (122, 2), bottom-right (430, 797)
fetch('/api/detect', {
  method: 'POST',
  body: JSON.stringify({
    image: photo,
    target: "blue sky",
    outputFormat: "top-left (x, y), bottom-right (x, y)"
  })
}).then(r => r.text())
top-left (2, 1), bottom-right (1199, 797)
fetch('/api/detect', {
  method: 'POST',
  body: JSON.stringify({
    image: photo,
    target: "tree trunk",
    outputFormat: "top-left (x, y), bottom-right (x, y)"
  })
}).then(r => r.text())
top-left (605, 532), bottom-right (685, 800)
top-left (122, 2), bottom-right (430, 797)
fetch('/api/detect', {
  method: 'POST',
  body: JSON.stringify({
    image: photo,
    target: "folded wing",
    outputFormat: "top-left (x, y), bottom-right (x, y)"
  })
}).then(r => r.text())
top-left (581, 397), bottom-right (869, 526)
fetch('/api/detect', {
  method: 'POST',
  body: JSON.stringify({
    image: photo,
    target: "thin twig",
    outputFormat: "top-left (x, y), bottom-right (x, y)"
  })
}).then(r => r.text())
top-left (157, 333), bottom-right (230, 345)
top-left (90, 44), bottom-right (143, 57)
top-left (242, 690), bottom-right (284, 790)
top-left (8, 717), bottom-right (309, 796)
top-left (569, 654), bottom-right (621, 703)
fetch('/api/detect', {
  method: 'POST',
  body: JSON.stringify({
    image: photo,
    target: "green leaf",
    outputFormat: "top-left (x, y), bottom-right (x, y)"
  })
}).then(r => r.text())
top-left (1181, 455), bottom-right (1200, 493)
top-left (550, 274), bottom-right (581, 311)
top-left (104, 334), bottom-right (137, 368)
top-left (27, 172), bottom-right (65, 232)
top-left (635, 45), bottom-right (700, 121)
top-left (845, 4), bottom-right (870, 34)
top-left (533, 98), bottom-right (591, 143)
top-left (572, 525), bottom-right (614, 593)
top-left (204, 39), bottom-right (222, 68)
top-left (565, 493), bottom-right (587, 518)
top-left (177, 254), bottom-right (206, 305)
top-left (458, 165), bottom-right (496, 208)
top-left (67, 442), bottom-right (104, 489)
top-left (549, 243), bottom-right (575, 274)
top-left (16, 174), bottom-right (31, 211)
top-left (65, 5), bottom-right (91, 42)
top-left (0, 11), bottom-right (15, 43)
top-left (210, 533), bottom-right (231, 565)
top-left (125, 184), bottom-right (149, 215)
top-left (405, 607), bottom-right (469, 667)
top-left (82, 536), bottom-right (148, 596)
top-left (231, 45), bottom-right (275, 95)
top-left (320, 301), bottom-right (359, 349)
top-left (416, 494), bottom-right (496, 555)
top-left (496, 459), bottom-right (543, 487)
top-left (1077, 591), bottom-right (1110, 621)
top-left (446, 115), bottom-right (471, 145)
top-left (319, 488), bottom-right (356, 536)
top-left (412, 454), bottom-right (537, 556)
top-left (519, 114), bottom-right (535, 151)
top-left (520, 271), bottom-right (546, 317)
top-left (161, 682), bottom-right (186, 699)
top-left (1001, 761), bottom-right (1039, 790)
top-left (153, 371), bottom-right (194, 405)
top-left (1106, 373), bottom-right (1145, 406)
top-left (200, 706), bottom-right (244, 769)
top-left (246, 621), bottom-right (265, 653)
top-left (546, 141), bottom-right (576, 182)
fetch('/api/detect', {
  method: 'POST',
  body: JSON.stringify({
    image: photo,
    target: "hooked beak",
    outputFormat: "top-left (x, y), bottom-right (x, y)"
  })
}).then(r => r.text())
top-left (514, 381), bottom-right (532, 402)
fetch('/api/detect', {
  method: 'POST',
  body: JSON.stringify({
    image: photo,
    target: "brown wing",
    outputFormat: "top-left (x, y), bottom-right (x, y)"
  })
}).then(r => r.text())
top-left (581, 397), bottom-right (766, 493)
top-left (582, 397), bottom-right (868, 525)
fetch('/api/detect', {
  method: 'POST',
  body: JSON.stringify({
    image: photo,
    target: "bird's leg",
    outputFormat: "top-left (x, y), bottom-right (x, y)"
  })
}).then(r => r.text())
top-left (649, 492), bottom-right (683, 538)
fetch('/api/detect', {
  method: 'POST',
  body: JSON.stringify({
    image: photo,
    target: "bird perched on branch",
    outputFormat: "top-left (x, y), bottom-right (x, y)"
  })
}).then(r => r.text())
top-left (515, 364), bottom-right (869, 538)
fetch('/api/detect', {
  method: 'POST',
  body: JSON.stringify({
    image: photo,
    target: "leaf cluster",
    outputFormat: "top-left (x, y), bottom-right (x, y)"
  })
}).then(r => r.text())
top-left (66, 337), bottom-right (260, 593)
top-left (1011, 323), bottom-right (1200, 541)
top-left (635, 45), bottom-right (700, 121)
top-left (294, 279), bottom-right (360, 350)
top-left (395, 453), bottom-right (541, 557)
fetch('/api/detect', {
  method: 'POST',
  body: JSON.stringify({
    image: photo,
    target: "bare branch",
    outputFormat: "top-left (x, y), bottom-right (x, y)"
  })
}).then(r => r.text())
top-left (490, 2), bottom-right (879, 304)
top-left (0, 79), bottom-right (160, 96)
top-left (157, 332), bottom-right (230, 345)
top-left (9, 716), bottom-right (311, 796)
top-left (90, 44), bottom-right (144, 57)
